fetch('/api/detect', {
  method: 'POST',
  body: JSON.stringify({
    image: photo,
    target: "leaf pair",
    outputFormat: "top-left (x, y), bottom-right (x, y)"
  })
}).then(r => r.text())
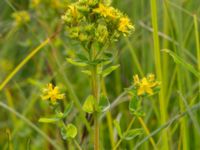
top-left (82, 94), bottom-right (110, 113)
top-left (113, 120), bottom-right (143, 141)
top-left (39, 102), bottom-right (73, 123)
top-left (129, 96), bottom-right (145, 117)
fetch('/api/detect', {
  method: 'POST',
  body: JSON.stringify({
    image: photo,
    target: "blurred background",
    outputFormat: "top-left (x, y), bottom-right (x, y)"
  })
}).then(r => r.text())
top-left (0, 0), bottom-right (200, 149)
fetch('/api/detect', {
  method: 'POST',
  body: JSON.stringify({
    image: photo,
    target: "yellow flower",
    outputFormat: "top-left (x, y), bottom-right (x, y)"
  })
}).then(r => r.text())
top-left (118, 17), bottom-right (134, 35)
top-left (133, 74), bottom-right (140, 86)
top-left (137, 78), bottom-right (154, 96)
top-left (93, 3), bottom-right (118, 19)
top-left (68, 5), bottom-right (78, 18)
top-left (133, 74), bottom-right (159, 96)
top-left (12, 11), bottom-right (30, 25)
top-left (41, 83), bottom-right (65, 104)
top-left (93, 3), bottom-right (108, 17)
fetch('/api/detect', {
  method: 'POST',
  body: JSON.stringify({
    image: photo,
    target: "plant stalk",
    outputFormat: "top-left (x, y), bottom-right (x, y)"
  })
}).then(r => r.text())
top-left (91, 65), bottom-right (100, 150)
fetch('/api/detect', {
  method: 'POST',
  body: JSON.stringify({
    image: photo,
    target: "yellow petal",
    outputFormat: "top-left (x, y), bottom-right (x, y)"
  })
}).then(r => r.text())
top-left (133, 74), bottom-right (140, 85)
top-left (145, 87), bottom-right (153, 95)
top-left (137, 87), bottom-right (145, 96)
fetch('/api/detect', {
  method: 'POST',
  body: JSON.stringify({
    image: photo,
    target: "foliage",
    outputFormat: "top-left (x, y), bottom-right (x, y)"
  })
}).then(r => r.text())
top-left (0, 0), bottom-right (200, 150)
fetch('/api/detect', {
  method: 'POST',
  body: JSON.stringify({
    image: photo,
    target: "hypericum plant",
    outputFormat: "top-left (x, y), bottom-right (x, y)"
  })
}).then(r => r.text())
top-left (112, 74), bottom-right (160, 149)
top-left (39, 83), bottom-right (81, 148)
top-left (39, 0), bottom-right (135, 149)
top-left (61, 0), bottom-right (134, 149)
top-left (129, 74), bottom-right (160, 116)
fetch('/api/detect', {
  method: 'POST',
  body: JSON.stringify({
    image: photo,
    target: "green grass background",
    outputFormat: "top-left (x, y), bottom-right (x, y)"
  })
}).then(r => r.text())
top-left (0, 0), bottom-right (200, 149)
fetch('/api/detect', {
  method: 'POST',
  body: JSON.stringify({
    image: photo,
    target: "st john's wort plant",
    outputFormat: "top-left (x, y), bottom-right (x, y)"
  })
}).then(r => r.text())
top-left (39, 0), bottom-right (136, 149)
top-left (61, 0), bottom-right (134, 149)
top-left (39, 83), bottom-right (80, 148)
top-left (112, 74), bottom-right (160, 149)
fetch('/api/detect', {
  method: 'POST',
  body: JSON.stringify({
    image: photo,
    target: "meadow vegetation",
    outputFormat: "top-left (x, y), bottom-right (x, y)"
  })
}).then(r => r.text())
top-left (0, 0), bottom-right (200, 149)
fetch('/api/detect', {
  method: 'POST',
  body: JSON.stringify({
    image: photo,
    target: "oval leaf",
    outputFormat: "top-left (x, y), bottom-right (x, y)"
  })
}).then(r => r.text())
top-left (81, 70), bottom-right (92, 76)
top-left (38, 117), bottom-right (59, 123)
top-left (129, 96), bottom-right (139, 113)
top-left (61, 123), bottom-right (77, 139)
top-left (63, 102), bottom-right (73, 118)
top-left (82, 95), bottom-right (95, 113)
top-left (102, 64), bottom-right (120, 77)
top-left (98, 94), bottom-right (110, 112)
top-left (113, 120), bottom-right (123, 138)
top-left (66, 58), bottom-right (87, 67)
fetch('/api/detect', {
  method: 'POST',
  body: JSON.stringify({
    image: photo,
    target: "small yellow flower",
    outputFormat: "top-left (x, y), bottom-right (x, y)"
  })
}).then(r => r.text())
top-left (137, 78), bottom-right (154, 96)
top-left (118, 17), bottom-right (134, 35)
top-left (68, 5), bottom-right (78, 18)
top-left (12, 11), bottom-right (30, 25)
top-left (147, 74), bottom-right (155, 82)
top-left (133, 74), bottom-right (159, 96)
top-left (133, 74), bottom-right (140, 86)
top-left (93, 3), bottom-right (109, 17)
top-left (41, 83), bottom-right (65, 104)
top-left (93, 3), bottom-right (118, 19)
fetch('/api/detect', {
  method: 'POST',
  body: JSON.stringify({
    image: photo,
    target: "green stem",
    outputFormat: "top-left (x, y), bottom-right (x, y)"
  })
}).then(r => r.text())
top-left (113, 117), bottom-right (135, 150)
top-left (101, 79), bottom-right (115, 148)
top-left (73, 139), bottom-right (82, 150)
top-left (91, 65), bottom-right (100, 150)
top-left (150, 0), bottom-right (169, 149)
top-left (0, 38), bottom-right (50, 91)
top-left (138, 117), bottom-right (158, 150)
top-left (193, 14), bottom-right (200, 94)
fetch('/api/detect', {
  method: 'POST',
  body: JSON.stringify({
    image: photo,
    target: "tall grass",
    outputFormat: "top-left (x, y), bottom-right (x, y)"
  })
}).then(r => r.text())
top-left (0, 0), bottom-right (200, 149)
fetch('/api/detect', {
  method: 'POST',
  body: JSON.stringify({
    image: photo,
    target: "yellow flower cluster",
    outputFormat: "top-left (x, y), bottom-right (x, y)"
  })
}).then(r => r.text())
top-left (41, 83), bottom-right (65, 104)
top-left (93, 3), bottom-right (134, 35)
top-left (133, 74), bottom-right (160, 96)
top-left (12, 11), bottom-right (30, 25)
top-left (118, 17), bottom-right (134, 35)
top-left (62, 0), bottom-right (134, 49)
top-left (93, 3), bottom-right (117, 19)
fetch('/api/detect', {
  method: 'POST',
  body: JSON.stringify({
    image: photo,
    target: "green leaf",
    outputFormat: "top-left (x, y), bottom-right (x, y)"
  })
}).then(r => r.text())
top-left (113, 120), bottom-right (123, 138)
top-left (82, 95), bottom-right (95, 113)
top-left (81, 70), bottom-right (92, 76)
top-left (61, 123), bottom-right (77, 139)
top-left (63, 102), bottom-right (73, 118)
top-left (103, 51), bottom-right (113, 58)
top-left (66, 58), bottom-right (87, 67)
top-left (124, 128), bottom-right (143, 140)
top-left (38, 117), bottom-right (59, 123)
top-left (129, 96), bottom-right (139, 113)
top-left (98, 94), bottom-right (110, 112)
top-left (76, 53), bottom-right (88, 61)
top-left (163, 49), bottom-right (200, 78)
top-left (102, 64), bottom-right (120, 77)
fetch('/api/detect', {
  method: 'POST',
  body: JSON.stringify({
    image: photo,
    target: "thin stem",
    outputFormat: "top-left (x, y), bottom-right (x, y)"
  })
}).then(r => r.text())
top-left (73, 139), bottom-right (82, 150)
top-left (138, 117), bottom-right (158, 150)
top-left (113, 117), bottom-right (135, 150)
top-left (91, 65), bottom-right (100, 150)
top-left (101, 79), bottom-right (115, 148)
top-left (193, 14), bottom-right (200, 94)
top-left (0, 38), bottom-right (50, 91)
top-left (150, 0), bottom-right (169, 149)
